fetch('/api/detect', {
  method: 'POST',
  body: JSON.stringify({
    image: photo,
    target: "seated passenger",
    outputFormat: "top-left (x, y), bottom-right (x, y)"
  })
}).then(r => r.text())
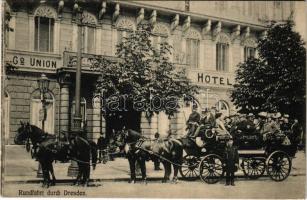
top-left (186, 104), bottom-right (201, 137)
top-left (215, 112), bottom-right (230, 136)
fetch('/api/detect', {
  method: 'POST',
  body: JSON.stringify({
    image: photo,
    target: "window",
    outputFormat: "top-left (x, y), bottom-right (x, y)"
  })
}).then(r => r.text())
top-left (215, 100), bottom-right (229, 117)
top-left (82, 26), bottom-right (95, 54)
top-left (244, 46), bottom-right (256, 61)
top-left (71, 98), bottom-right (87, 129)
top-left (216, 43), bottom-right (229, 71)
top-left (35, 17), bottom-right (54, 52)
top-left (4, 92), bottom-right (10, 144)
top-left (117, 30), bottom-right (132, 45)
top-left (152, 36), bottom-right (167, 52)
top-left (30, 90), bottom-right (55, 133)
top-left (186, 38), bottom-right (199, 68)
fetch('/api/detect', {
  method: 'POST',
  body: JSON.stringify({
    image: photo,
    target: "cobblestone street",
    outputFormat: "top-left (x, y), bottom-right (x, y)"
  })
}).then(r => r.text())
top-left (3, 145), bottom-right (306, 198)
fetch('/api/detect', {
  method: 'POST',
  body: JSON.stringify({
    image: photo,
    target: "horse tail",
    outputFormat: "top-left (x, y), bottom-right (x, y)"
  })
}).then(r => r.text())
top-left (90, 141), bottom-right (98, 170)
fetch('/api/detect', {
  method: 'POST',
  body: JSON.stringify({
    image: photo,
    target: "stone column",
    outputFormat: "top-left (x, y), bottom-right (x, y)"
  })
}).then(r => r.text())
top-left (60, 84), bottom-right (70, 133)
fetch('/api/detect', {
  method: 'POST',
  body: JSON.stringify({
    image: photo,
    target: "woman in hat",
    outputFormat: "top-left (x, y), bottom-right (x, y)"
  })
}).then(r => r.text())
top-left (215, 112), bottom-right (229, 136)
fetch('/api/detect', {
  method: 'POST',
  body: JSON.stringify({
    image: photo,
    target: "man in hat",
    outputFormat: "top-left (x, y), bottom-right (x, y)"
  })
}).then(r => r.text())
top-left (223, 137), bottom-right (239, 186)
top-left (191, 108), bottom-right (215, 138)
top-left (186, 104), bottom-right (201, 137)
top-left (280, 114), bottom-right (291, 133)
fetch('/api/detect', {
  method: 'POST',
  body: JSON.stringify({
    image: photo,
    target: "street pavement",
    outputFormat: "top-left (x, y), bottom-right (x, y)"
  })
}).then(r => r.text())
top-left (2, 145), bottom-right (306, 198)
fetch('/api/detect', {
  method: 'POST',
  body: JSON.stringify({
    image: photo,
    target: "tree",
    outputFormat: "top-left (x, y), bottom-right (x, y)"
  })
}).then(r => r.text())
top-left (91, 24), bottom-right (198, 132)
top-left (231, 19), bottom-right (306, 122)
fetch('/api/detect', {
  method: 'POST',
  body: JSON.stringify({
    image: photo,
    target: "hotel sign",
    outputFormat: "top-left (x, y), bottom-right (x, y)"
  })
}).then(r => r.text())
top-left (6, 51), bottom-right (61, 71)
top-left (188, 71), bottom-right (235, 87)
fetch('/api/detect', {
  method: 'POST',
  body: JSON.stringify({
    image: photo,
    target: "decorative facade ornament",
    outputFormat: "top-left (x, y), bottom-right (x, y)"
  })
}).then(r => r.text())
top-left (98, 1), bottom-right (107, 20)
top-left (171, 14), bottom-right (179, 32)
top-left (212, 21), bottom-right (222, 40)
top-left (34, 5), bottom-right (57, 18)
top-left (231, 25), bottom-right (241, 42)
top-left (216, 32), bottom-right (231, 44)
top-left (113, 3), bottom-right (120, 23)
top-left (81, 11), bottom-right (97, 26)
top-left (202, 19), bottom-right (211, 38)
top-left (149, 10), bottom-right (157, 26)
top-left (152, 23), bottom-right (169, 37)
top-left (116, 16), bottom-right (136, 31)
top-left (136, 8), bottom-right (144, 25)
top-left (182, 16), bottom-right (191, 34)
top-left (260, 30), bottom-right (267, 40)
top-left (241, 27), bottom-right (250, 40)
top-left (185, 27), bottom-right (201, 40)
top-left (241, 37), bottom-right (257, 47)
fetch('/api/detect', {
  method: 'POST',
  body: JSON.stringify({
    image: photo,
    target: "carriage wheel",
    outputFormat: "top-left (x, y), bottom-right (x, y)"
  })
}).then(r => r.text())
top-left (266, 151), bottom-right (291, 182)
top-left (199, 154), bottom-right (224, 184)
top-left (179, 155), bottom-right (200, 180)
top-left (242, 158), bottom-right (265, 179)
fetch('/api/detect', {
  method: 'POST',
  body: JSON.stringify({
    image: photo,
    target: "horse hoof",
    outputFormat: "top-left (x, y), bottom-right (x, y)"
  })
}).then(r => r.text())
top-left (128, 179), bottom-right (136, 184)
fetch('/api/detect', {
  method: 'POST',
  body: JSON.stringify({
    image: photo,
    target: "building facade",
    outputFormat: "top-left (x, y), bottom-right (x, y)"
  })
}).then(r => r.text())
top-left (3, 1), bottom-right (297, 144)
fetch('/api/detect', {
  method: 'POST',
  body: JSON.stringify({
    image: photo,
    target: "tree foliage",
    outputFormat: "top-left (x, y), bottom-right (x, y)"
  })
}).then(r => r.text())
top-left (91, 24), bottom-right (198, 126)
top-left (231, 20), bottom-right (306, 121)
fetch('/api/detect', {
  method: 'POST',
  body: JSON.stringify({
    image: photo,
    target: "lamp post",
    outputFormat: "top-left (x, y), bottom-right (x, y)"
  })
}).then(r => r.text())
top-left (36, 73), bottom-right (50, 178)
top-left (67, 4), bottom-right (83, 178)
top-left (206, 88), bottom-right (210, 109)
top-left (37, 74), bottom-right (50, 131)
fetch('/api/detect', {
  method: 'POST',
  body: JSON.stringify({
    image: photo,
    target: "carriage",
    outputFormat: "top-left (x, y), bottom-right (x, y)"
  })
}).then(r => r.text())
top-left (179, 125), bottom-right (295, 184)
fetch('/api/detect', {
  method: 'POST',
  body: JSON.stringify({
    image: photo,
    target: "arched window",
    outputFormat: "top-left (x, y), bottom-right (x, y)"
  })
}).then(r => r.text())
top-left (3, 91), bottom-right (10, 144)
top-left (215, 100), bottom-right (229, 117)
top-left (152, 23), bottom-right (169, 51)
top-left (116, 17), bottom-right (136, 45)
top-left (242, 38), bottom-right (257, 61)
top-left (71, 97), bottom-right (87, 129)
top-left (186, 28), bottom-right (201, 68)
top-left (30, 90), bottom-right (55, 133)
top-left (216, 33), bottom-right (230, 71)
top-left (34, 5), bottom-right (57, 52)
top-left (81, 11), bottom-right (97, 54)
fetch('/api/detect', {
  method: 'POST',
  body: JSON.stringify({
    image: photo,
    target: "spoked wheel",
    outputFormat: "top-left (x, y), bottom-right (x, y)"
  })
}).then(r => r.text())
top-left (241, 158), bottom-right (265, 179)
top-left (179, 155), bottom-right (200, 180)
top-left (199, 154), bottom-right (224, 184)
top-left (266, 151), bottom-right (292, 182)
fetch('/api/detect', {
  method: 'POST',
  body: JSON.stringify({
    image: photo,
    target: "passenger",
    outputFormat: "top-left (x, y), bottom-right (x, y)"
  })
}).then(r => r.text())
top-left (215, 112), bottom-right (230, 136)
top-left (186, 104), bottom-right (201, 137)
top-left (192, 108), bottom-right (215, 138)
top-left (280, 114), bottom-right (291, 133)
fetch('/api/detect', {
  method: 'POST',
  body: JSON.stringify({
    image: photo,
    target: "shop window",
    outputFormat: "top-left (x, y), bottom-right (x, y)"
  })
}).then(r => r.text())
top-left (71, 97), bottom-right (87, 129)
top-left (82, 26), bottom-right (95, 54)
top-left (215, 100), bottom-right (229, 117)
top-left (216, 43), bottom-right (229, 71)
top-left (30, 90), bottom-right (55, 133)
top-left (4, 91), bottom-right (10, 144)
top-left (34, 16), bottom-right (54, 52)
top-left (186, 38), bottom-right (200, 68)
top-left (244, 46), bottom-right (256, 61)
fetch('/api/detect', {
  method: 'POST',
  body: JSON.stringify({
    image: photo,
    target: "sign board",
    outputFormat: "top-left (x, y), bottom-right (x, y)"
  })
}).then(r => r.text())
top-left (187, 71), bottom-right (235, 88)
top-left (6, 50), bottom-right (61, 71)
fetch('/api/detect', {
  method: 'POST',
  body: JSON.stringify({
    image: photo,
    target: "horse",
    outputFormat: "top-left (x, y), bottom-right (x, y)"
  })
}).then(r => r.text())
top-left (114, 128), bottom-right (183, 183)
top-left (14, 121), bottom-right (97, 187)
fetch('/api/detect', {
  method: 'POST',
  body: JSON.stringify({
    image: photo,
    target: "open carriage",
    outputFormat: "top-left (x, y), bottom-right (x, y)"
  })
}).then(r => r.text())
top-left (179, 125), bottom-right (295, 184)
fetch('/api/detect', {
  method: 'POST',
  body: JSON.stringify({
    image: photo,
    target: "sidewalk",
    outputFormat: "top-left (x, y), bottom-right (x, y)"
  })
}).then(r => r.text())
top-left (3, 145), bottom-right (306, 183)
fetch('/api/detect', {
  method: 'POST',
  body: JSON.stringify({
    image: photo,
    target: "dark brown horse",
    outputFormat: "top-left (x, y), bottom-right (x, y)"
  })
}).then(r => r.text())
top-left (14, 122), bottom-right (97, 187)
top-left (115, 128), bottom-right (183, 183)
